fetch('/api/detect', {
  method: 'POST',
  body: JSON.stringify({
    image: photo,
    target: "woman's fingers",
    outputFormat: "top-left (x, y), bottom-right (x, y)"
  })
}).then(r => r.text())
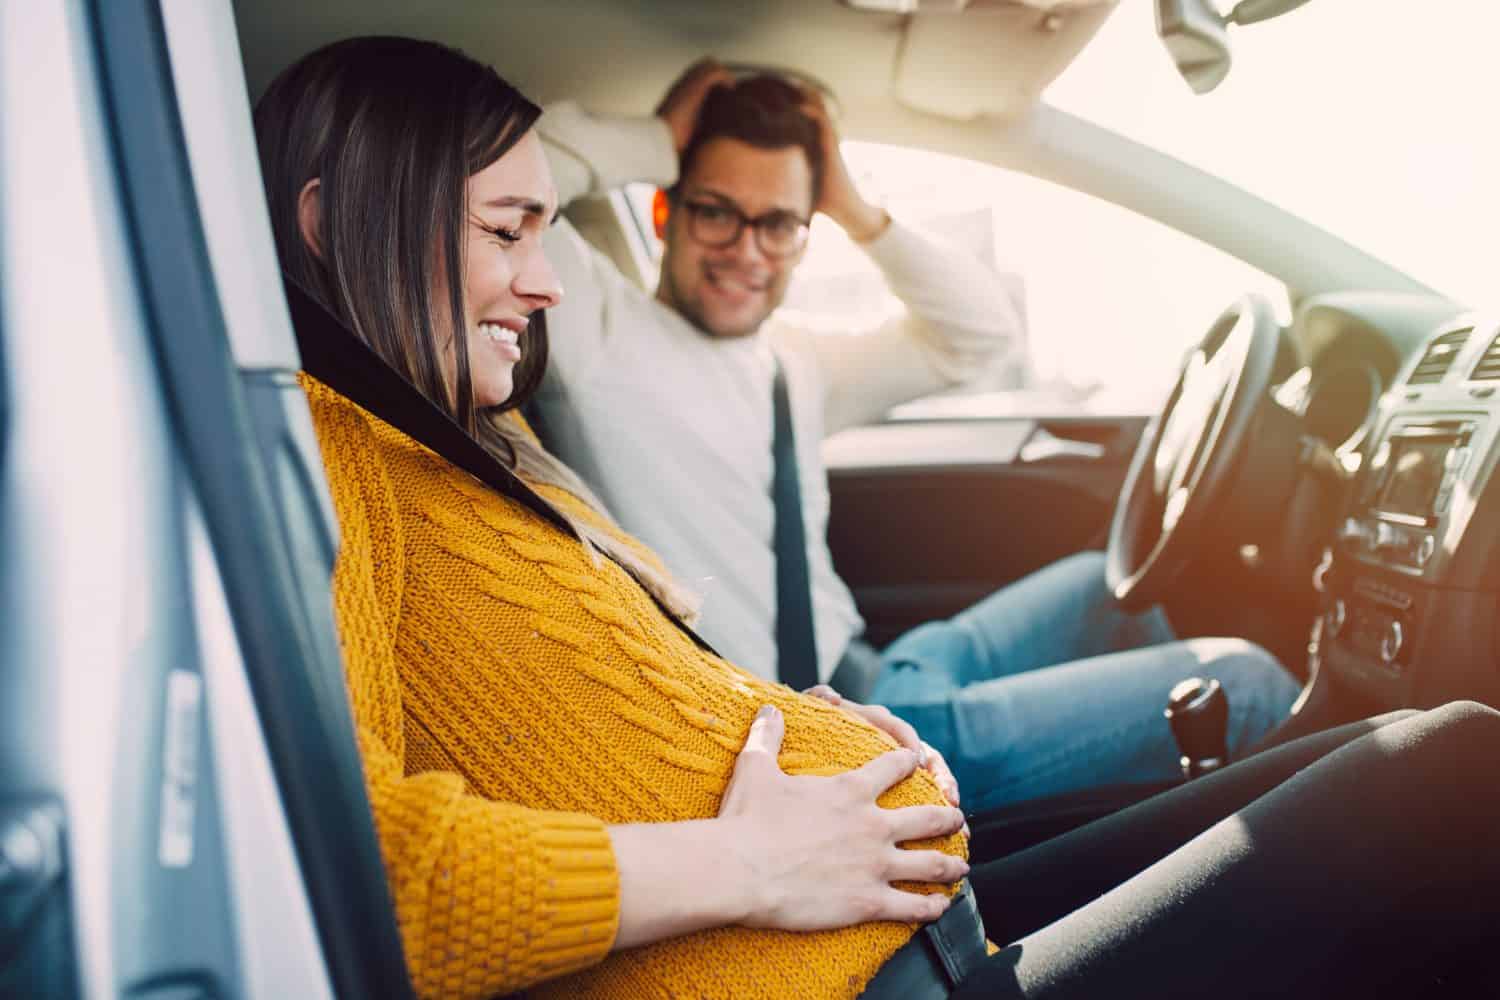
top-left (883, 847), bottom-right (970, 885)
top-left (886, 804), bottom-right (967, 844)
top-left (738, 705), bottom-right (785, 769)
top-left (803, 690), bottom-right (932, 772)
top-left (803, 684), bottom-right (842, 705)
top-left (870, 707), bottom-right (923, 757)
top-left (848, 747), bottom-right (922, 798)
top-left (921, 741), bottom-right (961, 807)
top-left (870, 887), bottom-right (953, 926)
top-left (720, 706), bottom-right (786, 817)
top-left (718, 707), bottom-right (972, 934)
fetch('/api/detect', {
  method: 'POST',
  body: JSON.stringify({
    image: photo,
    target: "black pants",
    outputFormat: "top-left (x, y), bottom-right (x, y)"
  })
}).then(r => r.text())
top-left (954, 702), bottom-right (1500, 998)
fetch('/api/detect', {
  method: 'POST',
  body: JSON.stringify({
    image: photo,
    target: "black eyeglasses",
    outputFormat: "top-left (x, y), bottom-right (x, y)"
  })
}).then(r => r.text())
top-left (678, 197), bottom-right (811, 258)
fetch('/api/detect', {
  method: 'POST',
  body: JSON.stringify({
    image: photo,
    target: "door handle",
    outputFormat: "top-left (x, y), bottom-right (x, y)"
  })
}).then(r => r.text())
top-left (1019, 427), bottom-right (1107, 463)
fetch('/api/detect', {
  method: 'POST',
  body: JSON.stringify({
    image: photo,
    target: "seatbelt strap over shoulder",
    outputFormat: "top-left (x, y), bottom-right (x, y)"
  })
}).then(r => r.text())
top-left (772, 358), bottom-right (819, 691)
top-left (284, 276), bottom-right (574, 537)
top-left (282, 275), bottom-right (719, 654)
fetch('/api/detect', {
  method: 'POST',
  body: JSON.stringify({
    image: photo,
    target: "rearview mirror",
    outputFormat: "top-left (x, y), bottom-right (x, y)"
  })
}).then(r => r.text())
top-left (1155, 0), bottom-right (1232, 94)
top-left (1156, 0), bottom-right (1316, 94)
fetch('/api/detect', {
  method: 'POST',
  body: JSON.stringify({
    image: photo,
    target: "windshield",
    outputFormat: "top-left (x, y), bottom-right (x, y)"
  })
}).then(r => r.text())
top-left (1047, 0), bottom-right (1499, 310)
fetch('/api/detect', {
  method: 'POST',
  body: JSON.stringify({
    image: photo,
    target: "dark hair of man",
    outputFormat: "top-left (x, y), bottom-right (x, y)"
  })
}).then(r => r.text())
top-left (253, 36), bottom-right (548, 447)
top-left (670, 75), bottom-right (825, 207)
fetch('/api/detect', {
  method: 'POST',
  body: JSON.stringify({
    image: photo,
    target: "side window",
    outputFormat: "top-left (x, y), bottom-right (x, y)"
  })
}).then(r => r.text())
top-left (626, 144), bottom-right (1288, 416)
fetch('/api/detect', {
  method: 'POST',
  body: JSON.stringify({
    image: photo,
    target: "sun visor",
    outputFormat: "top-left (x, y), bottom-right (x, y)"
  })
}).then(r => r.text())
top-left (893, 0), bottom-right (1119, 120)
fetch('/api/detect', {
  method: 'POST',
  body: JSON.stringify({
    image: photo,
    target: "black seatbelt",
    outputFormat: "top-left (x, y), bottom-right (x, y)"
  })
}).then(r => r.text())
top-left (772, 359), bottom-right (819, 690)
top-left (283, 275), bottom-right (719, 655)
top-left (285, 276), bottom-right (573, 537)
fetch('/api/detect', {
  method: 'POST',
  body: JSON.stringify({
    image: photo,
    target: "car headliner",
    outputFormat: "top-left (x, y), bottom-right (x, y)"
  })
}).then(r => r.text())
top-left (227, 0), bottom-right (1435, 303)
top-left (232, 0), bottom-right (1118, 123)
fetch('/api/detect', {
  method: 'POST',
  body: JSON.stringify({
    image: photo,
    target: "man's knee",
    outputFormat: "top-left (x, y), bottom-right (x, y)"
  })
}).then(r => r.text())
top-left (1183, 637), bottom-right (1300, 717)
top-left (1040, 550), bottom-right (1109, 600)
top-left (1055, 549), bottom-right (1107, 575)
top-left (880, 618), bottom-right (979, 674)
top-left (1185, 638), bottom-right (1290, 684)
top-left (1187, 636), bottom-right (1271, 664)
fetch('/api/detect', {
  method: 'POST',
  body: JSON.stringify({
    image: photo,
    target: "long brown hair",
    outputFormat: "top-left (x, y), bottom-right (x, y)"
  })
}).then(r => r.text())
top-left (255, 36), bottom-right (547, 432)
top-left (255, 37), bottom-right (700, 621)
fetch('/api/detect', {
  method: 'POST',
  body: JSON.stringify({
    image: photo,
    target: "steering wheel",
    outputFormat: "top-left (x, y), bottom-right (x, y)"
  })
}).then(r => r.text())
top-left (1106, 294), bottom-right (1282, 611)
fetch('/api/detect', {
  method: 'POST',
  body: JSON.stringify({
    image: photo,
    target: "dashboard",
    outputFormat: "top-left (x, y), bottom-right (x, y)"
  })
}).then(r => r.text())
top-left (1292, 300), bottom-right (1500, 710)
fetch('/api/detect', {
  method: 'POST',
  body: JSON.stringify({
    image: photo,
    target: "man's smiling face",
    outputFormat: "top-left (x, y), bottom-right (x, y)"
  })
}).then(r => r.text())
top-left (656, 137), bottom-right (814, 339)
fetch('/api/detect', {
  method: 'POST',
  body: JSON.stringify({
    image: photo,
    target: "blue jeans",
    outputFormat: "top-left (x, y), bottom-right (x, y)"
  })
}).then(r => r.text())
top-left (869, 552), bottom-right (1302, 812)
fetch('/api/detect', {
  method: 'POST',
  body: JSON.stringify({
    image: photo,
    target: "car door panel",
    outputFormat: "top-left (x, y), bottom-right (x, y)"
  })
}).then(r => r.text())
top-left (826, 415), bottom-right (1147, 647)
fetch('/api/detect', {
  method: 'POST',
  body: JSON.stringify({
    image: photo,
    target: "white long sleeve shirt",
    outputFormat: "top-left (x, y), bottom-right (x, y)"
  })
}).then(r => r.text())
top-left (536, 102), bottom-right (1024, 682)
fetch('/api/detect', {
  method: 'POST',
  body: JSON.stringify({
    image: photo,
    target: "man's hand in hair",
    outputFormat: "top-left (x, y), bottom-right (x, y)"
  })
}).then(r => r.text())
top-left (657, 59), bottom-right (736, 155)
top-left (800, 91), bottom-right (890, 244)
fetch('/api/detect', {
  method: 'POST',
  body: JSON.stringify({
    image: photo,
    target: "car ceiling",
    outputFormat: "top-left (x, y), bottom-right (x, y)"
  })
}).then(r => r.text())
top-left (229, 0), bottom-right (1446, 305)
top-left (232, 0), bottom-right (1118, 125)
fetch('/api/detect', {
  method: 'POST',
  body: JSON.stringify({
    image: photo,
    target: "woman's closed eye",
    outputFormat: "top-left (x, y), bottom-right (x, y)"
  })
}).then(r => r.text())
top-left (484, 224), bottom-right (522, 246)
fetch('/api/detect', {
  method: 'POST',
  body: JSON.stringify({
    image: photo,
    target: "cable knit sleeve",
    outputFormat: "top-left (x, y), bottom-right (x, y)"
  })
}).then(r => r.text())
top-left (304, 379), bottom-right (621, 998)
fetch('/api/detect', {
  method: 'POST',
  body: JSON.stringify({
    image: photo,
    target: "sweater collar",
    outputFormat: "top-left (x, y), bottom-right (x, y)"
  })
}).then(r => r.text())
top-left (283, 275), bottom-right (721, 657)
top-left (282, 275), bottom-right (576, 538)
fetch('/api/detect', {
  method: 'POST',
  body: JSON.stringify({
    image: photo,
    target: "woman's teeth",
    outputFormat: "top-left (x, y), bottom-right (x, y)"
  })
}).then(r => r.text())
top-left (477, 322), bottom-right (520, 346)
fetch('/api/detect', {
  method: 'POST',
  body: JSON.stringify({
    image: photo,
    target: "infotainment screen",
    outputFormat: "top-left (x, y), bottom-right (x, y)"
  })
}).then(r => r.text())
top-left (1376, 438), bottom-right (1452, 518)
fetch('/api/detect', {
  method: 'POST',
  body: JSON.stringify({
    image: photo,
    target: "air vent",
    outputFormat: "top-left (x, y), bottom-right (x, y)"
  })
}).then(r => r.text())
top-left (1407, 328), bottom-right (1472, 384)
top-left (1470, 333), bottom-right (1500, 381)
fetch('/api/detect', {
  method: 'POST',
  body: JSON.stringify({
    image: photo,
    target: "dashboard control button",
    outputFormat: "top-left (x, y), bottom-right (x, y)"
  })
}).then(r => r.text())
top-left (1380, 620), bottom-right (1404, 665)
top-left (1312, 547), bottom-right (1334, 593)
top-left (1326, 598), bottom-right (1347, 638)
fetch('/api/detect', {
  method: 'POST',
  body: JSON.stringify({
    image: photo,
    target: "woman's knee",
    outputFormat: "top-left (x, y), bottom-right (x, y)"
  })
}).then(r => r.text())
top-left (1363, 701), bottom-right (1500, 792)
top-left (1429, 698), bottom-right (1500, 722)
top-left (1418, 700), bottom-right (1500, 752)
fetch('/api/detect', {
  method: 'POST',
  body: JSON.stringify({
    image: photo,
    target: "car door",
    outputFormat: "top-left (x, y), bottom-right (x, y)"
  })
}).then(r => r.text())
top-left (825, 412), bottom-right (1147, 646)
top-left (1, 2), bottom-right (412, 995)
top-left (798, 145), bottom-right (1289, 646)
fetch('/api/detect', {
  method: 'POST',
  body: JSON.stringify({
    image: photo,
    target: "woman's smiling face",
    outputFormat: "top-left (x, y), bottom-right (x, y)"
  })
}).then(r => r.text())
top-left (449, 128), bottom-right (563, 409)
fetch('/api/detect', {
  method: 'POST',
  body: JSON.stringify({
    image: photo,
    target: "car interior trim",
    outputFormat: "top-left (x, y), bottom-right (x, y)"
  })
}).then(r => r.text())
top-left (85, 1), bottom-right (412, 994)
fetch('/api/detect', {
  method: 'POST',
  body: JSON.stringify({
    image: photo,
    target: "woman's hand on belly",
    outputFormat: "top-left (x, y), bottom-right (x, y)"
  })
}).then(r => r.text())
top-left (717, 704), bottom-right (970, 932)
top-left (804, 684), bottom-right (967, 836)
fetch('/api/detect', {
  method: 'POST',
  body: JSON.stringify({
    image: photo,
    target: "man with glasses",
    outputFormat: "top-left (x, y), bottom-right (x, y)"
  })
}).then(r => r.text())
top-left (535, 63), bottom-right (1299, 811)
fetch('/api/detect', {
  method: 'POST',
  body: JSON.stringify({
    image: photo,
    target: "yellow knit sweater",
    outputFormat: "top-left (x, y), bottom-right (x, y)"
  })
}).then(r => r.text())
top-left (302, 375), bottom-right (965, 998)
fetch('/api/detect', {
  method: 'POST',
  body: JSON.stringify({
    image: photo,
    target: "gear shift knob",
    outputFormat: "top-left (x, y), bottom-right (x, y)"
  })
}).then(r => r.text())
top-left (1165, 677), bottom-right (1229, 779)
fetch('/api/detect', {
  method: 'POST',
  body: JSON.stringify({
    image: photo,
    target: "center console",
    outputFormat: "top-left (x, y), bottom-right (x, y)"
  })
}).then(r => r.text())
top-left (1321, 318), bottom-right (1500, 707)
top-left (1329, 418), bottom-right (1480, 668)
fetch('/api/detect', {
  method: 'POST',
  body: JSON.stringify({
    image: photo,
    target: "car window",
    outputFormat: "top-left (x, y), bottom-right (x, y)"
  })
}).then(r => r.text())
top-left (626, 147), bottom-right (1289, 418)
top-left (1048, 0), bottom-right (1499, 312)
